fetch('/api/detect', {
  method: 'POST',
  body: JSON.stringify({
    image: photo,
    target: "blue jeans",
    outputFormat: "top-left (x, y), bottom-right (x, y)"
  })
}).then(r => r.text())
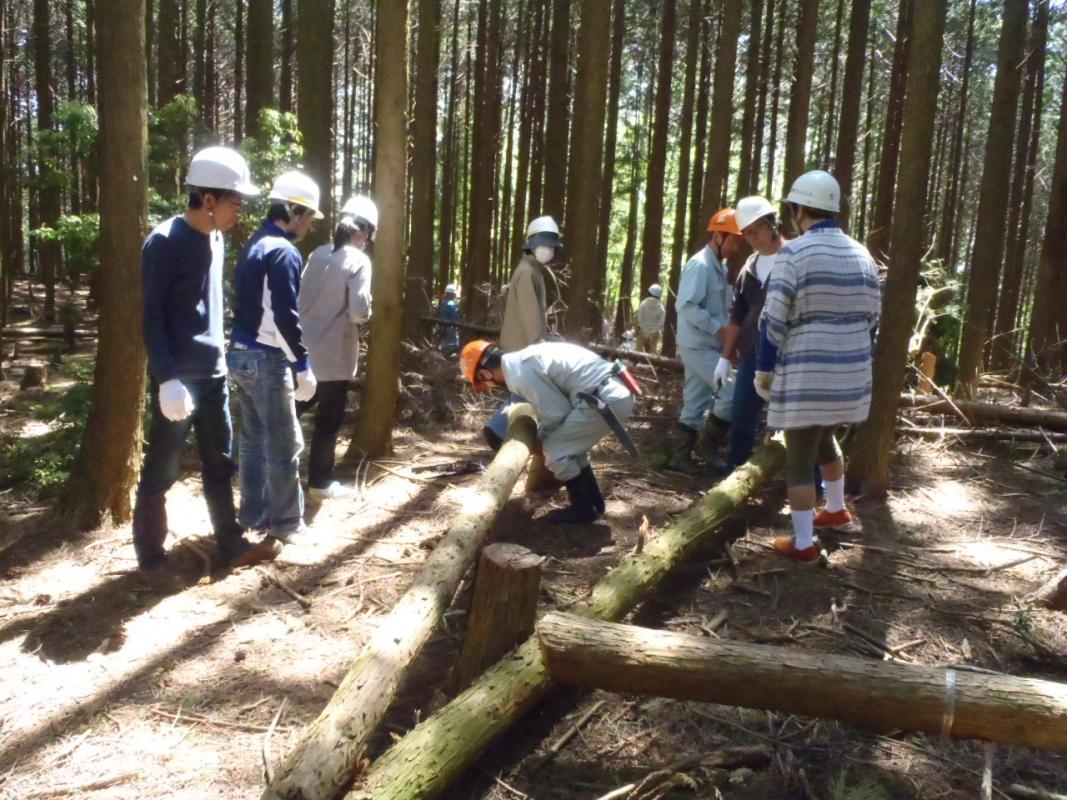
top-left (485, 392), bottom-right (526, 441)
top-left (227, 347), bottom-right (305, 538)
top-left (728, 354), bottom-right (764, 470)
top-left (134, 376), bottom-right (245, 568)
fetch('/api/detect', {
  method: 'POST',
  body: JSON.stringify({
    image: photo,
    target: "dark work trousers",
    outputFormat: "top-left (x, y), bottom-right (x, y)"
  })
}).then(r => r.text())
top-left (133, 376), bottom-right (245, 570)
top-left (304, 380), bottom-right (349, 489)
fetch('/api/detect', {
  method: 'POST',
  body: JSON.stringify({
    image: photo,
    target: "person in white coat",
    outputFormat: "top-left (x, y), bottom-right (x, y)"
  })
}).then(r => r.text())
top-left (636, 283), bottom-right (665, 354)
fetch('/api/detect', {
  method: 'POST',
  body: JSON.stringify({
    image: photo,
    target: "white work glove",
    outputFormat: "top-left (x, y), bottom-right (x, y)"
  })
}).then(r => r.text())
top-left (158, 379), bottom-right (194, 422)
top-left (713, 356), bottom-right (731, 390)
top-left (754, 371), bottom-right (773, 403)
top-left (294, 368), bottom-right (318, 402)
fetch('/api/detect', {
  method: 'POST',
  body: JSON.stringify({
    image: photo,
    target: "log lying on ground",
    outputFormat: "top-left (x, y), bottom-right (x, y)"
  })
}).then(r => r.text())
top-left (350, 441), bottom-right (785, 800)
top-left (0, 326), bottom-right (95, 339)
top-left (537, 612), bottom-right (1067, 753)
top-left (900, 393), bottom-right (1067, 432)
top-left (895, 426), bottom-right (1067, 444)
top-left (1033, 568), bottom-right (1067, 612)
top-left (264, 409), bottom-right (538, 800)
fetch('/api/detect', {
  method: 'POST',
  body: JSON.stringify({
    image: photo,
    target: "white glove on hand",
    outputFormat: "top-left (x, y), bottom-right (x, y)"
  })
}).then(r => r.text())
top-left (158, 379), bottom-right (194, 422)
top-left (754, 371), bottom-right (773, 403)
top-left (294, 368), bottom-right (318, 402)
top-left (713, 356), bottom-right (731, 389)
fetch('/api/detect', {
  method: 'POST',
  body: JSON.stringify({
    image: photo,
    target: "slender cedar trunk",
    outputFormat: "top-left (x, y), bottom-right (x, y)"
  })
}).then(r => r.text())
top-left (64, 0), bottom-right (80, 220)
top-left (340, 5), bottom-right (353, 197)
top-left (541, 0), bottom-right (569, 220)
top-left (834, 0), bottom-right (871, 233)
top-left (494, 2), bottom-right (522, 286)
top-left (144, 0), bottom-right (154, 105)
top-left (33, 0), bottom-right (59, 321)
top-left (857, 29), bottom-right (876, 240)
top-left (955, 0), bottom-right (1028, 396)
top-left (526, 0), bottom-right (548, 220)
top-left (245, 0), bottom-right (274, 137)
top-left (614, 138), bottom-right (641, 339)
top-left (1024, 25), bottom-right (1067, 381)
top-left (821, 0), bottom-right (844, 166)
top-left (637, 0), bottom-right (676, 297)
top-left (781, 0), bottom-right (819, 196)
top-left (192, 0), bottom-right (205, 120)
top-left (866, 0), bottom-right (914, 263)
top-left (64, 0), bottom-right (148, 528)
top-left (297, 0), bottom-right (334, 249)
top-left (438, 0), bottom-right (462, 287)
top-left (751, 0), bottom-right (773, 191)
top-left (205, 0), bottom-right (216, 129)
top-left (592, 0), bottom-right (625, 313)
top-left (847, 0), bottom-right (948, 498)
top-left (457, 8), bottom-right (473, 274)
top-left (936, 0), bottom-right (977, 265)
top-left (927, 114), bottom-right (949, 236)
top-left (7, 23), bottom-right (24, 285)
top-left (234, 0), bottom-right (244, 140)
top-left (663, 0), bottom-right (701, 357)
top-left (406, 0), bottom-right (441, 337)
top-left (992, 0), bottom-right (1048, 372)
top-left (561, 0), bottom-right (610, 339)
top-left (510, 0), bottom-right (534, 264)
top-left (156, 0), bottom-right (179, 103)
top-left (0, 0), bottom-right (8, 325)
top-left (686, 1), bottom-right (711, 250)
top-left (736, 0), bottom-right (763, 197)
top-left (697, 0), bottom-right (741, 241)
top-left (351, 0), bottom-right (407, 458)
top-left (178, 0), bottom-right (187, 95)
top-left (764, 0), bottom-right (786, 198)
top-left (279, 0), bottom-right (294, 113)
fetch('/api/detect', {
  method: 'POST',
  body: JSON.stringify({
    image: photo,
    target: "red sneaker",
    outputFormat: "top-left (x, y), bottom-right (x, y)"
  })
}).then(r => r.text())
top-left (813, 508), bottom-right (852, 529)
top-left (773, 536), bottom-right (823, 565)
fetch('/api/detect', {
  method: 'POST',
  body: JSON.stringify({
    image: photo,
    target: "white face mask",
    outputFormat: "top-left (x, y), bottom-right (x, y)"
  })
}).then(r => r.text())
top-left (534, 245), bottom-right (555, 265)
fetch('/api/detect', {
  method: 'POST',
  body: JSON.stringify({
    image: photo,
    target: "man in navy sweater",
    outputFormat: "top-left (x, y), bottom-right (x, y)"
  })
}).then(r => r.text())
top-left (135, 147), bottom-right (281, 588)
top-left (229, 170), bottom-right (322, 544)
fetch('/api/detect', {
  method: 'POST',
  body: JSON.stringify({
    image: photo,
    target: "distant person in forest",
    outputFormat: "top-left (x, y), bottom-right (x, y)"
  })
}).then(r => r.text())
top-left (436, 283), bottom-right (461, 355)
top-left (297, 195), bottom-right (377, 500)
top-left (134, 147), bottom-right (279, 588)
top-left (756, 170), bottom-right (880, 564)
top-left (636, 283), bottom-right (665, 354)
top-left (229, 170), bottom-right (323, 545)
top-left (668, 208), bottom-right (742, 474)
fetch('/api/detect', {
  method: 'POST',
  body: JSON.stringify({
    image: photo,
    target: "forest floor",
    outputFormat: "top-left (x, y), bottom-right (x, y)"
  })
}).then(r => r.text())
top-left (1, 280), bottom-right (1066, 800)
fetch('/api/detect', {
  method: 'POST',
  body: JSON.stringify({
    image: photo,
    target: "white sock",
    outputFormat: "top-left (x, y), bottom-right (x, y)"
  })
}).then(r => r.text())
top-left (824, 477), bottom-right (846, 513)
top-left (791, 509), bottom-right (814, 550)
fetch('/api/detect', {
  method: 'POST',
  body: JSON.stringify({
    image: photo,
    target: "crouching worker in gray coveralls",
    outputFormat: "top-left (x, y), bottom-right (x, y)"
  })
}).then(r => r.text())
top-left (460, 340), bottom-right (636, 524)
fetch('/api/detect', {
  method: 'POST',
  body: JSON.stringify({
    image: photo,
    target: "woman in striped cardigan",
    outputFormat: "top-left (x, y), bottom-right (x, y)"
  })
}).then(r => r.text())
top-left (755, 171), bottom-right (881, 564)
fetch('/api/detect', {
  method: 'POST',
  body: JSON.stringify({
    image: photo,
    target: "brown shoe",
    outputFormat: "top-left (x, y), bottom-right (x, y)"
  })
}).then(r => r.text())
top-left (772, 536), bottom-right (824, 565)
top-left (813, 508), bottom-right (853, 529)
top-left (226, 538), bottom-right (283, 569)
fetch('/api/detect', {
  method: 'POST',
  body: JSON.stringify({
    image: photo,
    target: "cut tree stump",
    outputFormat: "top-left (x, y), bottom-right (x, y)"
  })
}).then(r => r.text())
top-left (349, 441), bottom-right (785, 800)
top-left (1033, 568), bottom-right (1067, 612)
top-left (536, 612), bottom-right (1067, 752)
top-left (447, 543), bottom-right (543, 694)
top-left (900, 393), bottom-right (1067, 432)
top-left (263, 408), bottom-right (538, 800)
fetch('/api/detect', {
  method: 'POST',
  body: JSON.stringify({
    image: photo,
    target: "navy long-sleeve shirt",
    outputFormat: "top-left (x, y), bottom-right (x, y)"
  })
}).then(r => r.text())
top-left (141, 215), bottom-right (227, 383)
top-left (231, 220), bottom-right (309, 371)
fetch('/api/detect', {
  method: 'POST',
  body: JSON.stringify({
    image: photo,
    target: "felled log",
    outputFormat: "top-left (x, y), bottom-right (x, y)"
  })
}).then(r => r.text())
top-left (350, 441), bottom-right (785, 800)
top-left (895, 426), bottom-right (1067, 444)
top-left (0, 326), bottom-right (94, 339)
top-left (537, 612), bottom-right (1067, 753)
top-left (447, 543), bottom-right (543, 694)
top-left (264, 409), bottom-right (538, 800)
top-left (1033, 568), bottom-right (1067, 612)
top-left (900, 393), bottom-right (1067, 432)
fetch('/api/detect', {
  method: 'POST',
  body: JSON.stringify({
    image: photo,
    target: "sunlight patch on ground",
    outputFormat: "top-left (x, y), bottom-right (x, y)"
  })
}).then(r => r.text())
top-left (920, 478), bottom-right (983, 517)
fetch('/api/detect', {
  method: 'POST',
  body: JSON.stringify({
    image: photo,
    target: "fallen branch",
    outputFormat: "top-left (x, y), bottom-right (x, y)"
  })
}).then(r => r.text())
top-left (257, 568), bottom-right (312, 609)
top-left (526, 699), bottom-right (607, 773)
top-left (895, 426), bottom-right (1067, 444)
top-left (900, 394), bottom-right (1067, 432)
top-left (1006, 783), bottom-right (1067, 800)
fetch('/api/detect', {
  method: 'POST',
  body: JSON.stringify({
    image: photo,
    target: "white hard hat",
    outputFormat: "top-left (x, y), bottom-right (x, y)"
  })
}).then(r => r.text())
top-left (268, 170), bottom-right (325, 219)
top-left (445, 283), bottom-right (459, 295)
top-left (735, 195), bottom-right (778, 231)
top-left (648, 283), bottom-right (662, 298)
top-left (784, 170), bottom-right (841, 213)
top-left (525, 215), bottom-right (563, 249)
top-left (186, 146), bottom-right (259, 195)
top-left (340, 195), bottom-right (379, 231)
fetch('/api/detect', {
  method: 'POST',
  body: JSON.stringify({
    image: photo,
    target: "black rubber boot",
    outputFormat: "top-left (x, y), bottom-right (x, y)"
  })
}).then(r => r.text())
top-left (132, 491), bottom-right (169, 571)
top-left (667, 424), bottom-right (700, 474)
top-left (581, 466), bottom-right (605, 515)
top-left (545, 470), bottom-right (599, 524)
top-left (483, 425), bottom-right (504, 453)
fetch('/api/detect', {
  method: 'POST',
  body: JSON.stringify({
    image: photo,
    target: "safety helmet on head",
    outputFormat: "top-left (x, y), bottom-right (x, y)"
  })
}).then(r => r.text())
top-left (340, 195), bottom-right (379, 237)
top-left (459, 339), bottom-right (498, 392)
top-left (524, 215), bottom-right (563, 250)
top-left (186, 146), bottom-right (260, 196)
top-left (444, 283), bottom-right (460, 296)
top-left (268, 170), bottom-right (325, 219)
top-left (648, 283), bottom-right (663, 299)
top-left (785, 170), bottom-right (841, 213)
top-left (735, 196), bottom-right (778, 231)
top-left (706, 207), bottom-right (741, 236)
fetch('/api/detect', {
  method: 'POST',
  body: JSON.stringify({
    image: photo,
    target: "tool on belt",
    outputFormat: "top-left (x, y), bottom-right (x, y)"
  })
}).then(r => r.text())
top-left (609, 359), bottom-right (642, 396)
top-left (575, 360), bottom-right (643, 459)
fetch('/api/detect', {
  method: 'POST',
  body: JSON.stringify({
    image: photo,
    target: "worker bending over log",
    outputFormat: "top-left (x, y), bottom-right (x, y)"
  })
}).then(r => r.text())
top-left (460, 340), bottom-right (638, 524)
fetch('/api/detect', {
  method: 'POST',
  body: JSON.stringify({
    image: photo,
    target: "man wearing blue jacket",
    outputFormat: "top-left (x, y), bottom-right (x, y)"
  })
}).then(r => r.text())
top-left (135, 147), bottom-right (280, 587)
top-left (229, 171), bottom-right (322, 544)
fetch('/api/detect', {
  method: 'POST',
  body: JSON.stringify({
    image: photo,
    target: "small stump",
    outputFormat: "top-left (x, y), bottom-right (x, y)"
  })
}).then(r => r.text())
top-left (20, 365), bottom-right (47, 390)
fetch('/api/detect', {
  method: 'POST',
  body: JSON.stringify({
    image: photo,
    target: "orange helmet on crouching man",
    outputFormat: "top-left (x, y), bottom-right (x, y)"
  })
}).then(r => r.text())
top-left (460, 339), bottom-right (500, 392)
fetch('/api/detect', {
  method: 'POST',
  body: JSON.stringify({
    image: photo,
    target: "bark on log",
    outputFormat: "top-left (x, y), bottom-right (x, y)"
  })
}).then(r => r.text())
top-left (900, 393), bottom-right (1067, 432)
top-left (447, 543), bottom-right (543, 694)
top-left (895, 426), bottom-right (1067, 444)
top-left (536, 612), bottom-right (1067, 752)
top-left (349, 441), bottom-right (785, 800)
top-left (264, 409), bottom-right (538, 800)
top-left (1033, 568), bottom-right (1067, 612)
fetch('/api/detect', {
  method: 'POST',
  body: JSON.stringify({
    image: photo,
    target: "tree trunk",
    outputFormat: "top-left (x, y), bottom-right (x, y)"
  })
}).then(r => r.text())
top-left (32, 0), bottom-right (59, 322)
top-left (156, 0), bottom-right (179, 104)
top-left (265, 414), bottom-right (537, 800)
top-left (244, 0), bottom-right (273, 137)
top-left (685, 1), bottom-right (711, 254)
top-left (857, 29), bottom-right (877, 240)
top-left (64, 0), bottom-right (147, 529)
top-left (541, 0), bottom-right (569, 221)
top-left (233, 0), bottom-right (243, 140)
top-left (509, 0), bottom-right (537, 266)
top-left (537, 611), bottom-right (1067, 752)
top-left (763, 0), bottom-right (786, 198)
top-left (593, 0), bottom-right (626, 314)
top-left (561, 0), bottom-right (610, 340)
top-left (352, 441), bottom-right (786, 800)
top-left (437, 0), bottom-right (462, 287)
top-left (614, 137), bottom-right (641, 340)
top-left (834, 0), bottom-right (870, 233)
top-left (736, 0), bottom-right (763, 197)
top-left (279, 0), bottom-right (293, 113)
top-left (955, 0), bottom-right (1029, 396)
top-left (846, 0), bottom-right (948, 498)
top-left (781, 0), bottom-right (819, 195)
top-left (296, 0), bottom-right (333, 248)
top-left (191, 0), bottom-right (206, 120)
top-left (898, 393), bottom-right (1067, 433)
top-left (820, 0), bottom-right (844, 166)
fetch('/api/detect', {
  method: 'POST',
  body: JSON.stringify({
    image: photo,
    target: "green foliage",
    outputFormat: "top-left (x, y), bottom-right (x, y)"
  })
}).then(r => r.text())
top-left (912, 260), bottom-right (963, 384)
top-left (239, 109), bottom-right (304, 226)
top-left (55, 101), bottom-right (99, 161)
top-left (28, 102), bottom-right (99, 195)
top-left (827, 769), bottom-right (893, 800)
top-left (149, 94), bottom-right (200, 197)
top-left (30, 214), bottom-right (101, 276)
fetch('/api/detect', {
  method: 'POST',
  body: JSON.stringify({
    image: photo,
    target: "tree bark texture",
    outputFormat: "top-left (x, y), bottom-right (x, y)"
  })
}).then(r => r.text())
top-left (296, 0), bottom-right (334, 248)
top-left (280, 0), bottom-right (294, 113)
top-left (245, 0), bottom-right (274, 137)
top-left (898, 394), bottom-right (1067, 433)
top-left (63, 0), bottom-right (147, 529)
top-left (541, 0), bottom-right (570, 221)
top-left (156, 0), bottom-right (180, 104)
top-left (736, 0), bottom-right (764, 197)
top-left (685, 2), bottom-right (711, 254)
top-left (264, 414), bottom-right (537, 800)
top-left (782, 0), bottom-right (819, 194)
top-left (351, 442), bottom-right (786, 800)
top-left (955, 0), bottom-right (1029, 396)
top-left (32, 0), bottom-right (58, 322)
top-left (234, 0), bottom-right (244, 140)
top-left (536, 612), bottom-right (1067, 752)
top-left (834, 0), bottom-right (870, 232)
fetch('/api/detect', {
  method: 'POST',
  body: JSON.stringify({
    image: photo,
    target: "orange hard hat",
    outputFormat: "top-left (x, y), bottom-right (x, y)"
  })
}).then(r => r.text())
top-left (706, 207), bottom-right (741, 236)
top-left (459, 339), bottom-right (496, 392)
